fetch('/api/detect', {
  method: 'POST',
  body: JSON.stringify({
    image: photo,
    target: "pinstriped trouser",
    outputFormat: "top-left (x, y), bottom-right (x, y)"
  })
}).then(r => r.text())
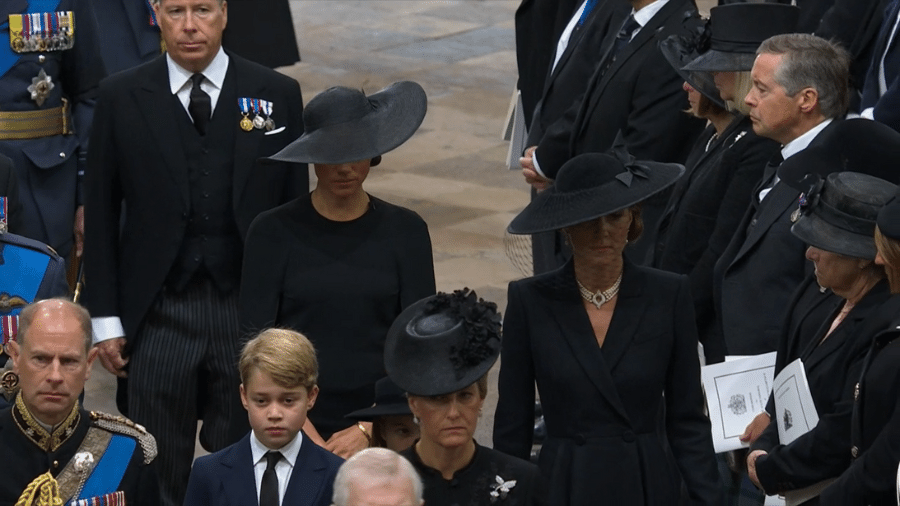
top-left (128, 277), bottom-right (243, 506)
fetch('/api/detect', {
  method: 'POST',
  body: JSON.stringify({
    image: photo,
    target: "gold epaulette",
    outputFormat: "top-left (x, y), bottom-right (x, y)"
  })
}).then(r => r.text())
top-left (89, 412), bottom-right (157, 465)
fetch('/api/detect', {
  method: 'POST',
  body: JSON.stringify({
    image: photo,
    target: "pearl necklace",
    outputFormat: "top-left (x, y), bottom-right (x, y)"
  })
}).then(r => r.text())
top-left (576, 273), bottom-right (623, 309)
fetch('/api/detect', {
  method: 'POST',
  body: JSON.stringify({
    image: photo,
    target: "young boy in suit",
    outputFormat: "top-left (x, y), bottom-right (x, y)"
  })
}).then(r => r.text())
top-left (183, 328), bottom-right (344, 505)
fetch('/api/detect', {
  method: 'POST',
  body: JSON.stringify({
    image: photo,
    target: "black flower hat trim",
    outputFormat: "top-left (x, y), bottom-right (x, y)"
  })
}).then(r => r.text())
top-left (424, 288), bottom-right (502, 378)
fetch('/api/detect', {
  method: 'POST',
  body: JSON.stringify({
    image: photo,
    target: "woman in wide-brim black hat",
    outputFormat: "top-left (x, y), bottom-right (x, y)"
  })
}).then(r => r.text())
top-left (384, 288), bottom-right (546, 506)
top-left (493, 152), bottom-right (722, 505)
top-left (239, 82), bottom-right (436, 456)
top-left (742, 146), bottom-right (900, 501)
top-left (652, 5), bottom-right (787, 365)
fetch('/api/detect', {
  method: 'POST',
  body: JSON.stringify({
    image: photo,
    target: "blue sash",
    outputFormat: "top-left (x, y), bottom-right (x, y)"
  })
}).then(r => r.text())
top-left (0, 243), bottom-right (48, 316)
top-left (72, 435), bottom-right (136, 502)
top-left (0, 0), bottom-right (62, 77)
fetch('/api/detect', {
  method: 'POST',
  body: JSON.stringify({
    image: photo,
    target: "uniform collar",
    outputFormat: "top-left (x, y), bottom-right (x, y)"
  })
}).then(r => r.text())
top-left (12, 392), bottom-right (81, 452)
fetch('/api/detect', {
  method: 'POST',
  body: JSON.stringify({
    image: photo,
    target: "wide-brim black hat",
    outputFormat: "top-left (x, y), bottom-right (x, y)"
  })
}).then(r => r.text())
top-left (660, 30), bottom-right (727, 109)
top-left (385, 289), bottom-right (501, 397)
top-left (507, 151), bottom-right (684, 235)
top-left (878, 194), bottom-right (900, 240)
top-left (683, 4), bottom-right (799, 72)
top-left (788, 171), bottom-right (896, 259)
top-left (266, 81), bottom-right (427, 164)
top-left (345, 377), bottom-right (412, 421)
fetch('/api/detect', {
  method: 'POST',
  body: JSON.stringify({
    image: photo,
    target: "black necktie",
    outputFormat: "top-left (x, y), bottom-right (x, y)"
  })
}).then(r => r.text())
top-left (188, 73), bottom-right (211, 136)
top-left (756, 152), bottom-right (784, 203)
top-left (259, 451), bottom-right (281, 506)
top-left (612, 15), bottom-right (641, 59)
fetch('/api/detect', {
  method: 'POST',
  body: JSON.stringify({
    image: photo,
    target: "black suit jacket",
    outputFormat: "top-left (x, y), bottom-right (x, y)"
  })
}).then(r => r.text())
top-left (534, 0), bottom-right (705, 178)
top-left (183, 433), bottom-right (342, 506)
top-left (83, 53), bottom-right (307, 339)
top-left (223, 0), bottom-right (300, 69)
top-left (515, 0), bottom-right (582, 128)
top-left (711, 120), bottom-right (843, 357)
top-left (525, 0), bottom-right (628, 145)
top-left (494, 260), bottom-right (721, 505)
top-left (752, 280), bottom-right (900, 494)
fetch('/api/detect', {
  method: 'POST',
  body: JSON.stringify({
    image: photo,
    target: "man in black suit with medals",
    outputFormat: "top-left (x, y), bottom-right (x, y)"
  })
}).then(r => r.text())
top-left (83, 0), bottom-right (307, 504)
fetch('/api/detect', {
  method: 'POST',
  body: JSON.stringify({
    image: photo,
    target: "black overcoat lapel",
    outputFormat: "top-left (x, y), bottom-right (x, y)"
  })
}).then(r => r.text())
top-left (133, 57), bottom-right (191, 208)
top-left (545, 263), bottom-right (633, 424)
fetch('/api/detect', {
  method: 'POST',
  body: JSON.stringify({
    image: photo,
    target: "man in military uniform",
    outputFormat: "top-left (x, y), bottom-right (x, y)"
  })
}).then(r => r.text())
top-left (0, 299), bottom-right (159, 505)
top-left (0, 0), bottom-right (104, 260)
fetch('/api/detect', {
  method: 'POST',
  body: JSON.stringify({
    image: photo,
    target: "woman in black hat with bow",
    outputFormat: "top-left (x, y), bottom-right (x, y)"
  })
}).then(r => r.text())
top-left (743, 161), bottom-right (900, 502)
top-left (385, 289), bottom-right (546, 506)
top-left (239, 81), bottom-right (436, 456)
top-left (818, 195), bottom-right (900, 505)
top-left (493, 152), bottom-right (721, 505)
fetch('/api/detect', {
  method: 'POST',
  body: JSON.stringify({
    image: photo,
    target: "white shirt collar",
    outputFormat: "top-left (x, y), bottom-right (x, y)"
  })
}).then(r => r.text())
top-left (166, 47), bottom-right (229, 95)
top-left (249, 430), bottom-right (303, 469)
top-left (633, 0), bottom-right (669, 28)
top-left (781, 118), bottom-right (833, 160)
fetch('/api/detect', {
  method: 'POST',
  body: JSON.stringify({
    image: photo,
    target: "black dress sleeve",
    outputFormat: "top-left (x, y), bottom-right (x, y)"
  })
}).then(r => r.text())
top-left (493, 281), bottom-right (537, 461)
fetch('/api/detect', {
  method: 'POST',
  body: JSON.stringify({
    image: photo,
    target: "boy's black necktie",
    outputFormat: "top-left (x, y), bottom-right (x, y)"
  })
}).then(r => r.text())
top-left (260, 450), bottom-right (282, 506)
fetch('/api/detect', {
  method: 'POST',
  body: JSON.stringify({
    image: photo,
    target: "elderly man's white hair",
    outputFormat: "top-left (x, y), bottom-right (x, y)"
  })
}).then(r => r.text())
top-left (332, 448), bottom-right (423, 506)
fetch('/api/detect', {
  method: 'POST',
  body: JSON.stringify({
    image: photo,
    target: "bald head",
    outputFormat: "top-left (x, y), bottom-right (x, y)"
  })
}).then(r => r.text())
top-left (17, 299), bottom-right (92, 353)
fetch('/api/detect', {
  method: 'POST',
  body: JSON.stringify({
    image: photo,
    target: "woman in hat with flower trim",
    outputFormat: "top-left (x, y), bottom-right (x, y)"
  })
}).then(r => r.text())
top-left (385, 288), bottom-right (546, 506)
top-left (239, 81), bottom-right (436, 457)
top-left (494, 151), bottom-right (721, 505)
top-left (345, 376), bottom-right (419, 453)
top-left (743, 158), bottom-right (900, 502)
top-left (653, 3), bottom-right (795, 365)
top-left (817, 193), bottom-right (900, 505)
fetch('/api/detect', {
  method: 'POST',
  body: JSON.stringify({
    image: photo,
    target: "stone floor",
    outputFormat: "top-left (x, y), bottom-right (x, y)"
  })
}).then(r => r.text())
top-left (84, 0), bottom-right (719, 454)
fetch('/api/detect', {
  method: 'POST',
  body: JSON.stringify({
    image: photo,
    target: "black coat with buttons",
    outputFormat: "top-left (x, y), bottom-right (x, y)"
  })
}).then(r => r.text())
top-left (494, 259), bottom-right (722, 505)
top-left (819, 318), bottom-right (900, 505)
top-left (752, 279), bottom-right (900, 496)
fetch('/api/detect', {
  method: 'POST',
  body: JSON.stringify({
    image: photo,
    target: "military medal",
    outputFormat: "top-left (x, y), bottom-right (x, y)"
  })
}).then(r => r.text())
top-left (263, 101), bottom-right (275, 131)
top-left (239, 98), bottom-right (254, 131)
top-left (251, 99), bottom-right (265, 130)
top-left (9, 12), bottom-right (75, 54)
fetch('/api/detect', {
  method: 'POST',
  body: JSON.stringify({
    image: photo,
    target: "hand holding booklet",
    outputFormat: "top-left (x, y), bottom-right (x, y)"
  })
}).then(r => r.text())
top-left (772, 359), bottom-right (833, 506)
top-left (701, 352), bottom-right (777, 453)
